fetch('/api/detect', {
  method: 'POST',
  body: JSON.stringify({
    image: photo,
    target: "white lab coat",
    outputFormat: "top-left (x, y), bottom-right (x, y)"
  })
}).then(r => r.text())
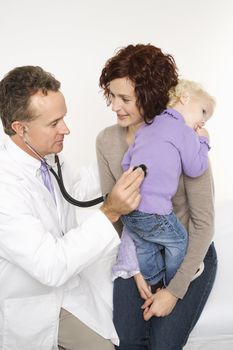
top-left (0, 138), bottom-right (120, 349)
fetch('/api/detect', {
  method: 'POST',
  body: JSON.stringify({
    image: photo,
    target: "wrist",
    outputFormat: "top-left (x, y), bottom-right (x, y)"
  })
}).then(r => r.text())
top-left (100, 201), bottom-right (120, 223)
top-left (165, 286), bottom-right (179, 301)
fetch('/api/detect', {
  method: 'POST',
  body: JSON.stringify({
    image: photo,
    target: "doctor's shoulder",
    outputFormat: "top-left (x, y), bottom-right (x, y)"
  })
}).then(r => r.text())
top-left (0, 147), bottom-right (21, 182)
top-left (0, 165), bottom-right (30, 213)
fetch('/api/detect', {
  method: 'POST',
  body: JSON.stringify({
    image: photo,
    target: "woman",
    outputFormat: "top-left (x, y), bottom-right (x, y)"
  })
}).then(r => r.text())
top-left (96, 44), bottom-right (217, 349)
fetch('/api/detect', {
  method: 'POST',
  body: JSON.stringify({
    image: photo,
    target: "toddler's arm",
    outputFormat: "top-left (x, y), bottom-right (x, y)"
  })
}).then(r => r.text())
top-left (112, 227), bottom-right (151, 299)
top-left (112, 227), bottom-right (140, 279)
top-left (180, 127), bottom-right (210, 178)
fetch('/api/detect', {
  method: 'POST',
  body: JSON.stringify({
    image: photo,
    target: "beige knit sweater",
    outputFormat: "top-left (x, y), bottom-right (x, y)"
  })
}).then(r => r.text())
top-left (96, 124), bottom-right (215, 299)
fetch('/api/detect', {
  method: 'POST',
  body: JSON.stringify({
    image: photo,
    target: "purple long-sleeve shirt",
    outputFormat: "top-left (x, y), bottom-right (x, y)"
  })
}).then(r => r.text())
top-left (122, 108), bottom-right (210, 215)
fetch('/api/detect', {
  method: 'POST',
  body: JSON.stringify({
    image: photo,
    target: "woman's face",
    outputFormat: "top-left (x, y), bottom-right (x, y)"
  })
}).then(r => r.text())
top-left (108, 78), bottom-right (143, 127)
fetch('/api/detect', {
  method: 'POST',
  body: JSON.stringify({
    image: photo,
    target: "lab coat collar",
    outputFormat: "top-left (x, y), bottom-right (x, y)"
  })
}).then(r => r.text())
top-left (4, 137), bottom-right (57, 177)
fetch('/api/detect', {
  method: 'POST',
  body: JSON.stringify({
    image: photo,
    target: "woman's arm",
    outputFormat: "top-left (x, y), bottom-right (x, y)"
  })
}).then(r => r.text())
top-left (168, 162), bottom-right (215, 299)
top-left (96, 126), bottom-right (152, 299)
top-left (142, 163), bottom-right (215, 319)
top-left (96, 129), bottom-right (117, 196)
top-left (96, 128), bottom-right (125, 233)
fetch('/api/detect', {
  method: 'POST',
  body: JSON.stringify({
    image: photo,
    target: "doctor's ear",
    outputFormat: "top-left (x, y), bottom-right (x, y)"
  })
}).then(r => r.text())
top-left (11, 121), bottom-right (27, 137)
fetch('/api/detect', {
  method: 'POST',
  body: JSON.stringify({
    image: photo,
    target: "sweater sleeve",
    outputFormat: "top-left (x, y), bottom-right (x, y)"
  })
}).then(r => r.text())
top-left (121, 143), bottom-right (133, 171)
top-left (96, 129), bottom-right (117, 196)
top-left (96, 127), bottom-right (126, 235)
top-left (167, 162), bottom-right (215, 298)
top-left (180, 128), bottom-right (210, 178)
top-left (112, 227), bottom-right (140, 279)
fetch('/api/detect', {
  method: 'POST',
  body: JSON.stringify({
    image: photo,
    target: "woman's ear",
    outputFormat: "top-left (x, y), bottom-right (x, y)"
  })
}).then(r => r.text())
top-left (180, 91), bottom-right (190, 105)
top-left (11, 121), bottom-right (25, 137)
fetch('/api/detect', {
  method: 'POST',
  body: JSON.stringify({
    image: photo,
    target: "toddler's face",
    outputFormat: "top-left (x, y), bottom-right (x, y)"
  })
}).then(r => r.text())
top-left (183, 94), bottom-right (214, 130)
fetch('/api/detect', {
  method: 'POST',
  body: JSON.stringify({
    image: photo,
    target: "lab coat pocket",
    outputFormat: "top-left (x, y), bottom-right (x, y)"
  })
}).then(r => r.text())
top-left (2, 293), bottom-right (57, 350)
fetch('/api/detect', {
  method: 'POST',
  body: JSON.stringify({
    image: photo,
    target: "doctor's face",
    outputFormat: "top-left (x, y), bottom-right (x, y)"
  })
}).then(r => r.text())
top-left (23, 90), bottom-right (70, 157)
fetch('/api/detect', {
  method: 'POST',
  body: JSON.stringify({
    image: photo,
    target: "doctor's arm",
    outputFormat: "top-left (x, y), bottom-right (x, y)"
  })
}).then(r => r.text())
top-left (0, 170), bottom-right (143, 288)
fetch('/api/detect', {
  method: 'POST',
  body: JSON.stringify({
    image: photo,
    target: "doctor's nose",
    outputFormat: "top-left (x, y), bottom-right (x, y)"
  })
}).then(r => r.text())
top-left (60, 120), bottom-right (70, 135)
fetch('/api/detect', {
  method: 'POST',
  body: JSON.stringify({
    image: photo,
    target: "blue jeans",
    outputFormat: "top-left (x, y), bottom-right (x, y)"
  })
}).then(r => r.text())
top-left (122, 211), bottom-right (188, 285)
top-left (113, 242), bottom-right (217, 350)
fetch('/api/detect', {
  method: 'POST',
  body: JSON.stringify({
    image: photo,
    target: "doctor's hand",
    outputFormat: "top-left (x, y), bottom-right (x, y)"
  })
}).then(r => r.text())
top-left (100, 167), bottom-right (144, 223)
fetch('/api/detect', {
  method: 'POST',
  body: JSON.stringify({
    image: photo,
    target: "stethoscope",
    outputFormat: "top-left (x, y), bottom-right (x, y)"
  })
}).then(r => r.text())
top-left (50, 155), bottom-right (106, 207)
top-left (24, 139), bottom-right (106, 207)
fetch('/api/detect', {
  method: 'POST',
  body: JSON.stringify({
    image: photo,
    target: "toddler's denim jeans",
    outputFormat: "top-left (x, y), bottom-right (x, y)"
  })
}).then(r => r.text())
top-left (122, 210), bottom-right (188, 285)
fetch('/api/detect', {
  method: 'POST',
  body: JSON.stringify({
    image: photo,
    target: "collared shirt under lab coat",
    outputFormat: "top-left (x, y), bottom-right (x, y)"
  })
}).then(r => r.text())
top-left (0, 138), bottom-right (120, 349)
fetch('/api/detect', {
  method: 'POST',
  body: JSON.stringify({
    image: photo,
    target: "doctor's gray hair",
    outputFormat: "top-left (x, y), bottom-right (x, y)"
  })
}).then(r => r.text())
top-left (0, 66), bottom-right (60, 136)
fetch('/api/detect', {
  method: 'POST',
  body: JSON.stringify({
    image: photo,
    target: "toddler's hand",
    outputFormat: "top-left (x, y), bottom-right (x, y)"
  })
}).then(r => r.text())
top-left (134, 273), bottom-right (152, 300)
top-left (195, 126), bottom-right (209, 138)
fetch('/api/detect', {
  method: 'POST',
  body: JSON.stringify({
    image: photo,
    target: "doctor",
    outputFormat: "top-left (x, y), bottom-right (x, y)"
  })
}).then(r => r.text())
top-left (0, 66), bottom-right (144, 350)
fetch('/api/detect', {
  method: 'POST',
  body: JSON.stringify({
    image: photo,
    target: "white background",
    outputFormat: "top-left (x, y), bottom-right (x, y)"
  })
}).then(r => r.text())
top-left (0, 0), bottom-right (232, 202)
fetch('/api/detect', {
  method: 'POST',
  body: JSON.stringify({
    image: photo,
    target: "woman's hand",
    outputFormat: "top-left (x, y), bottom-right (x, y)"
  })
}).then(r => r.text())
top-left (134, 273), bottom-right (152, 300)
top-left (141, 288), bottom-right (178, 320)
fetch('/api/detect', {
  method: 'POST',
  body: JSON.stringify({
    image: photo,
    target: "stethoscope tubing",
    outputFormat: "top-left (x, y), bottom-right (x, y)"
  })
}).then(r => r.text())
top-left (49, 155), bottom-right (105, 207)
top-left (24, 138), bottom-right (105, 207)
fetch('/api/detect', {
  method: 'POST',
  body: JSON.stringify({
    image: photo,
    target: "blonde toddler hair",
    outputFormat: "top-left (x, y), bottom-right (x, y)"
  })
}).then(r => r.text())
top-left (168, 79), bottom-right (216, 108)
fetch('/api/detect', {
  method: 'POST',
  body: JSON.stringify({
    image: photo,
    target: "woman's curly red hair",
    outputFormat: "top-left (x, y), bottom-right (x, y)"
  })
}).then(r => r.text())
top-left (99, 44), bottom-right (178, 123)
